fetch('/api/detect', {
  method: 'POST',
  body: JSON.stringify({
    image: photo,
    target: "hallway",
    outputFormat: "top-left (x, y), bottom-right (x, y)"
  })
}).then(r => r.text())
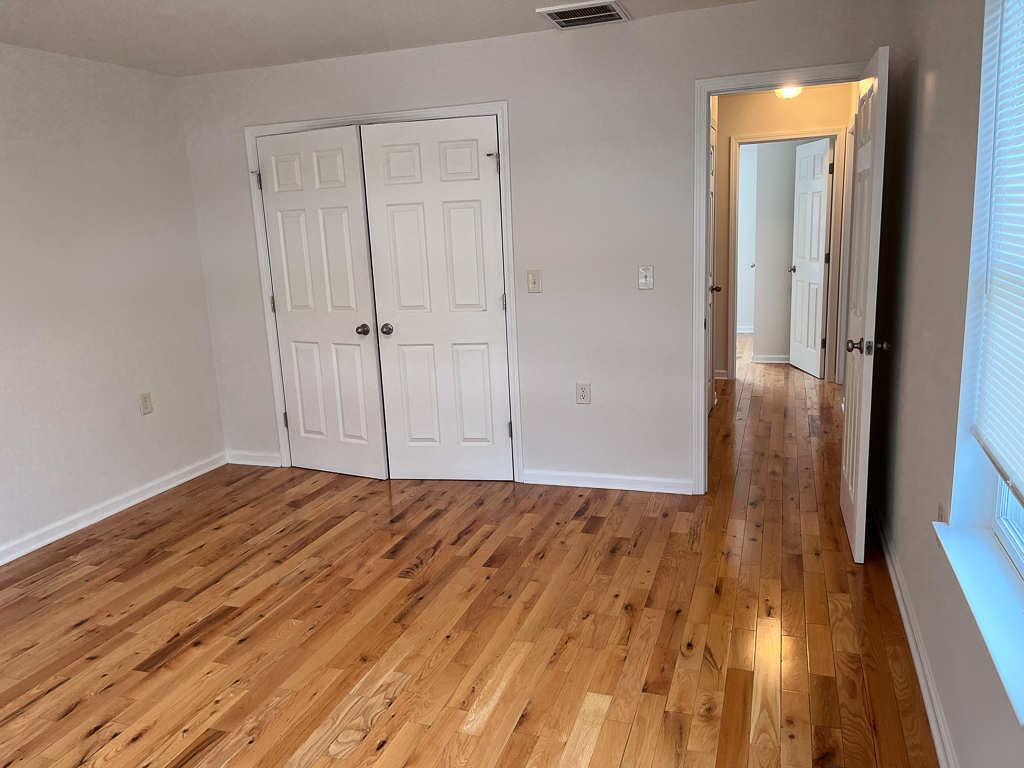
top-left (0, 339), bottom-right (938, 767)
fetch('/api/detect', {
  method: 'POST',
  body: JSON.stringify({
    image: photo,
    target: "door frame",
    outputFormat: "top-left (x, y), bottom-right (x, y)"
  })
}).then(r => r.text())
top-left (725, 129), bottom-right (847, 381)
top-left (692, 63), bottom-right (864, 494)
top-left (243, 102), bottom-right (525, 481)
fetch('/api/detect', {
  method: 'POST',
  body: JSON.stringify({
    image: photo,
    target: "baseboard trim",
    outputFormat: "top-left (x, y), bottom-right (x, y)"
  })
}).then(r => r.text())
top-left (0, 452), bottom-right (227, 567)
top-left (737, 325), bottom-right (754, 334)
top-left (750, 354), bottom-right (791, 364)
top-left (874, 517), bottom-right (959, 768)
top-left (521, 469), bottom-right (693, 494)
top-left (714, 368), bottom-right (729, 381)
top-left (226, 450), bottom-right (282, 467)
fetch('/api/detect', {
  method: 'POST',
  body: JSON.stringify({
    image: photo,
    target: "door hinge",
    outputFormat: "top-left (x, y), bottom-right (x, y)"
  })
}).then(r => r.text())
top-left (508, 421), bottom-right (513, 439)
top-left (828, 161), bottom-right (834, 174)
top-left (283, 412), bottom-right (288, 428)
top-left (704, 318), bottom-right (707, 330)
top-left (821, 337), bottom-right (826, 349)
top-left (502, 293), bottom-right (507, 311)
top-left (487, 152), bottom-right (500, 173)
top-left (255, 169), bottom-right (262, 190)
top-left (270, 295), bottom-right (276, 313)
top-left (824, 252), bottom-right (830, 265)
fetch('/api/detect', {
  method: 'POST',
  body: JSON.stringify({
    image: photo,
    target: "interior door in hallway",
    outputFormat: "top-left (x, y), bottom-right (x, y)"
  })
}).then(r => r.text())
top-left (361, 117), bottom-right (513, 480)
top-left (257, 126), bottom-right (388, 479)
top-left (841, 47), bottom-right (889, 563)
top-left (789, 137), bottom-right (833, 377)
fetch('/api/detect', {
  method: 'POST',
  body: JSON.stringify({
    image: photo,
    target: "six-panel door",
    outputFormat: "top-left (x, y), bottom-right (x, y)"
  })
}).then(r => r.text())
top-left (257, 126), bottom-right (389, 478)
top-left (361, 117), bottom-right (513, 480)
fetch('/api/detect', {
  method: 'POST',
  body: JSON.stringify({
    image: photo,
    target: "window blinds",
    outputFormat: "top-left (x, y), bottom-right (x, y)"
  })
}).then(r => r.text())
top-left (977, 0), bottom-right (1024, 503)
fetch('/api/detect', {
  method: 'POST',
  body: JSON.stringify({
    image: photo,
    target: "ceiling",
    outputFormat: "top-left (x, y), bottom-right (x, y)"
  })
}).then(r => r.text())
top-left (0, 0), bottom-right (749, 77)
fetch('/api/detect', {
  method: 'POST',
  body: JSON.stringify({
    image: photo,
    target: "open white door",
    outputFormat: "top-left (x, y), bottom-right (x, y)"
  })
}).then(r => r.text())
top-left (361, 117), bottom-right (513, 481)
top-left (789, 137), bottom-right (833, 377)
top-left (258, 126), bottom-right (389, 478)
top-left (708, 125), bottom-right (719, 412)
top-left (840, 47), bottom-right (889, 563)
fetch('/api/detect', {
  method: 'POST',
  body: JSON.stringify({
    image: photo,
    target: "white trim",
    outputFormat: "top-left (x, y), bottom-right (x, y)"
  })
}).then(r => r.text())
top-left (226, 450), bottom-right (283, 467)
top-left (714, 368), bottom-right (729, 380)
top-left (725, 128), bottom-right (847, 382)
top-left (244, 102), bottom-right (525, 482)
top-left (737, 325), bottom-right (753, 334)
top-left (693, 62), bottom-right (865, 496)
top-left (521, 468), bottom-right (693, 494)
top-left (0, 452), bottom-right (227, 567)
top-left (750, 354), bottom-right (791, 364)
top-left (873, 520), bottom-right (959, 766)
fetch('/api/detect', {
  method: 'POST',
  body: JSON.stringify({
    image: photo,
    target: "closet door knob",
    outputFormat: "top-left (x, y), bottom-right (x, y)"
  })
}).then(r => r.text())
top-left (380, 323), bottom-right (394, 336)
top-left (710, 285), bottom-right (722, 293)
top-left (355, 323), bottom-right (370, 336)
top-left (788, 266), bottom-right (797, 273)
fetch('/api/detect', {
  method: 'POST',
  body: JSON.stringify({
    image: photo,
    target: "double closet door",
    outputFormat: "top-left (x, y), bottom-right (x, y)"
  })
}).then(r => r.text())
top-left (257, 116), bottom-right (513, 481)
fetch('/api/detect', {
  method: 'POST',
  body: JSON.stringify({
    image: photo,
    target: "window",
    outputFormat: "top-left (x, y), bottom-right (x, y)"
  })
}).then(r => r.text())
top-left (971, 0), bottom-right (1024, 575)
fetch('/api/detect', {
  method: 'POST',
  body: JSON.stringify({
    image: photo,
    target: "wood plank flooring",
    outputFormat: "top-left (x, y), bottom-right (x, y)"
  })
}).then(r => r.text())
top-left (0, 334), bottom-right (939, 768)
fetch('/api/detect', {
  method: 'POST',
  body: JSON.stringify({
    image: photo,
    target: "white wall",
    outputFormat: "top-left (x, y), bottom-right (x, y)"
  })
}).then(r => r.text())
top-left (751, 141), bottom-right (798, 361)
top-left (177, 0), bottom-right (911, 490)
top-left (0, 43), bottom-right (224, 562)
top-left (736, 143), bottom-right (757, 334)
top-left (870, 0), bottom-right (1024, 763)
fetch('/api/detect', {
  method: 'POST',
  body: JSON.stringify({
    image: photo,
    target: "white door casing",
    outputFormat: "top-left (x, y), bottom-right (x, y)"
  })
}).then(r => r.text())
top-left (257, 126), bottom-right (389, 478)
top-left (361, 117), bottom-right (513, 480)
top-left (789, 137), bottom-right (833, 377)
top-left (708, 124), bottom-right (718, 412)
top-left (840, 48), bottom-right (889, 563)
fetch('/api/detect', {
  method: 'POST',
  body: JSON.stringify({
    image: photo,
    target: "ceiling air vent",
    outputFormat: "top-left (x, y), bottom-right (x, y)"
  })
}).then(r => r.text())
top-left (536, 1), bottom-right (630, 29)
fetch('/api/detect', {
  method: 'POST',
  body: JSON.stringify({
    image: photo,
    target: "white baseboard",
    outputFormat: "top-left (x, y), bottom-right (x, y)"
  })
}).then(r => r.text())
top-left (750, 354), bottom-right (790, 364)
top-left (0, 452), bottom-right (227, 567)
top-left (226, 450), bottom-right (282, 467)
top-left (520, 469), bottom-right (693, 494)
top-left (714, 368), bottom-right (729, 381)
top-left (737, 325), bottom-right (754, 334)
top-left (875, 517), bottom-right (959, 768)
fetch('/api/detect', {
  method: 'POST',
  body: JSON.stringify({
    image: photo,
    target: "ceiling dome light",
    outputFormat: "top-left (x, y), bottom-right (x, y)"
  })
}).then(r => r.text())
top-left (775, 86), bottom-right (803, 100)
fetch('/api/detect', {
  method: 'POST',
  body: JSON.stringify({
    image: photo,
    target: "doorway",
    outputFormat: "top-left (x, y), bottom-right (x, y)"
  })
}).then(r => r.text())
top-left (695, 52), bottom-right (890, 563)
top-left (250, 107), bottom-right (523, 482)
top-left (731, 134), bottom-right (839, 377)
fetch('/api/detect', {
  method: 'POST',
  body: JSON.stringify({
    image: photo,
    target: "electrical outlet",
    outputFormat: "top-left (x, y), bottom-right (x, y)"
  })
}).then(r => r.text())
top-left (140, 392), bottom-right (153, 415)
top-left (527, 270), bottom-right (543, 293)
top-left (576, 382), bottom-right (591, 404)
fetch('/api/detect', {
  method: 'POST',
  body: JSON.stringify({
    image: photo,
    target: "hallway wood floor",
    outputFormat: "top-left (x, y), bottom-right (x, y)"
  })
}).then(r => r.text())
top-left (0, 337), bottom-right (938, 768)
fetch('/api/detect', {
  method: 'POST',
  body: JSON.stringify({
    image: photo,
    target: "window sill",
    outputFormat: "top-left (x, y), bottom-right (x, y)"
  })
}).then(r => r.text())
top-left (934, 522), bottom-right (1024, 725)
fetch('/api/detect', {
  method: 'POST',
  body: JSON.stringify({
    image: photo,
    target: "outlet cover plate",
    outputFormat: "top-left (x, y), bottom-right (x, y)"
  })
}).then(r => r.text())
top-left (576, 382), bottom-right (591, 404)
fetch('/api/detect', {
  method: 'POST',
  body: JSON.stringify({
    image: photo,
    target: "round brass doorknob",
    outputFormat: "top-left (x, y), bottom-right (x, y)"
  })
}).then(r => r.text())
top-left (846, 338), bottom-right (864, 353)
top-left (355, 323), bottom-right (370, 336)
top-left (380, 323), bottom-right (394, 336)
top-left (788, 266), bottom-right (797, 273)
top-left (710, 285), bottom-right (722, 293)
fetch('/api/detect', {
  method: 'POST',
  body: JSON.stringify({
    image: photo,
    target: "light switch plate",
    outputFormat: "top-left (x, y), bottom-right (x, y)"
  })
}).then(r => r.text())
top-left (639, 265), bottom-right (654, 290)
top-left (527, 270), bottom-right (543, 293)
top-left (576, 382), bottom-right (591, 404)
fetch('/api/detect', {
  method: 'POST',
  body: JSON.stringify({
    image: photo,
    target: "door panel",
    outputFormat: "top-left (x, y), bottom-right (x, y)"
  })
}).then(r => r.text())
top-left (708, 124), bottom-right (718, 413)
top-left (362, 117), bottom-right (513, 480)
top-left (258, 126), bottom-right (388, 479)
top-left (789, 137), bottom-right (833, 376)
top-left (840, 48), bottom-right (889, 563)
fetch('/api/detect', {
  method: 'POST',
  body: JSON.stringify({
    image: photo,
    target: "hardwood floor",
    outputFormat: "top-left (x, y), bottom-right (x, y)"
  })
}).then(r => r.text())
top-left (0, 334), bottom-right (939, 768)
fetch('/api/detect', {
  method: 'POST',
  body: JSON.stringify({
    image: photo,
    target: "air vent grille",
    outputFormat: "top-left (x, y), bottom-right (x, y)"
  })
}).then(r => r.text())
top-left (537, 1), bottom-right (630, 29)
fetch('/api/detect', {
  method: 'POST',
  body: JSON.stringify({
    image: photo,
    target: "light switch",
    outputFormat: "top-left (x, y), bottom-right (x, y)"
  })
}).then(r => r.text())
top-left (527, 270), bottom-right (543, 293)
top-left (639, 265), bottom-right (654, 290)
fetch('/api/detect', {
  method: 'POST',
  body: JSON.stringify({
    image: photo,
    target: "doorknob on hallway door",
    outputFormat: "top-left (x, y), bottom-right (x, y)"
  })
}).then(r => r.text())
top-left (846, 338), bottom-right (864, 353)
top-left (355, 323), bottom-right (370, 336)
top-left (788, 266), bottom-right (797, 273)
top-left (710, 285), bottom-right (722, 293)
top-left (380, 323), bottom-right (394, 336)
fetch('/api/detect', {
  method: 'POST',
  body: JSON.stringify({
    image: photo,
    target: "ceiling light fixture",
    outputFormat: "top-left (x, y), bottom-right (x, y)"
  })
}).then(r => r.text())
top-left (775, 86), bottom-right (803, 100)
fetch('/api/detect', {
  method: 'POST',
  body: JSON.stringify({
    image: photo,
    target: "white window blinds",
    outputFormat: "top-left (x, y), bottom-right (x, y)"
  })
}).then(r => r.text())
top-left (977, 0), bottom-right (1024, 503)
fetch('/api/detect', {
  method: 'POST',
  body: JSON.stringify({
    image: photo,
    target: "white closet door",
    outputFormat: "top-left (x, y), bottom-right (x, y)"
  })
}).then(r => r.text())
top-left (789, 137), bottom-right (833, 377)
top-left (361, 117), bottom-right (513, 480)
top-left (258, 126), bottom-right (388, 478)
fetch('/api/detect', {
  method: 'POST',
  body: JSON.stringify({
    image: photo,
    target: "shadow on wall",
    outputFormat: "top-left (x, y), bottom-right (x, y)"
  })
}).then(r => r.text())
top-left (867, 56), bottom-right (918, 534)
